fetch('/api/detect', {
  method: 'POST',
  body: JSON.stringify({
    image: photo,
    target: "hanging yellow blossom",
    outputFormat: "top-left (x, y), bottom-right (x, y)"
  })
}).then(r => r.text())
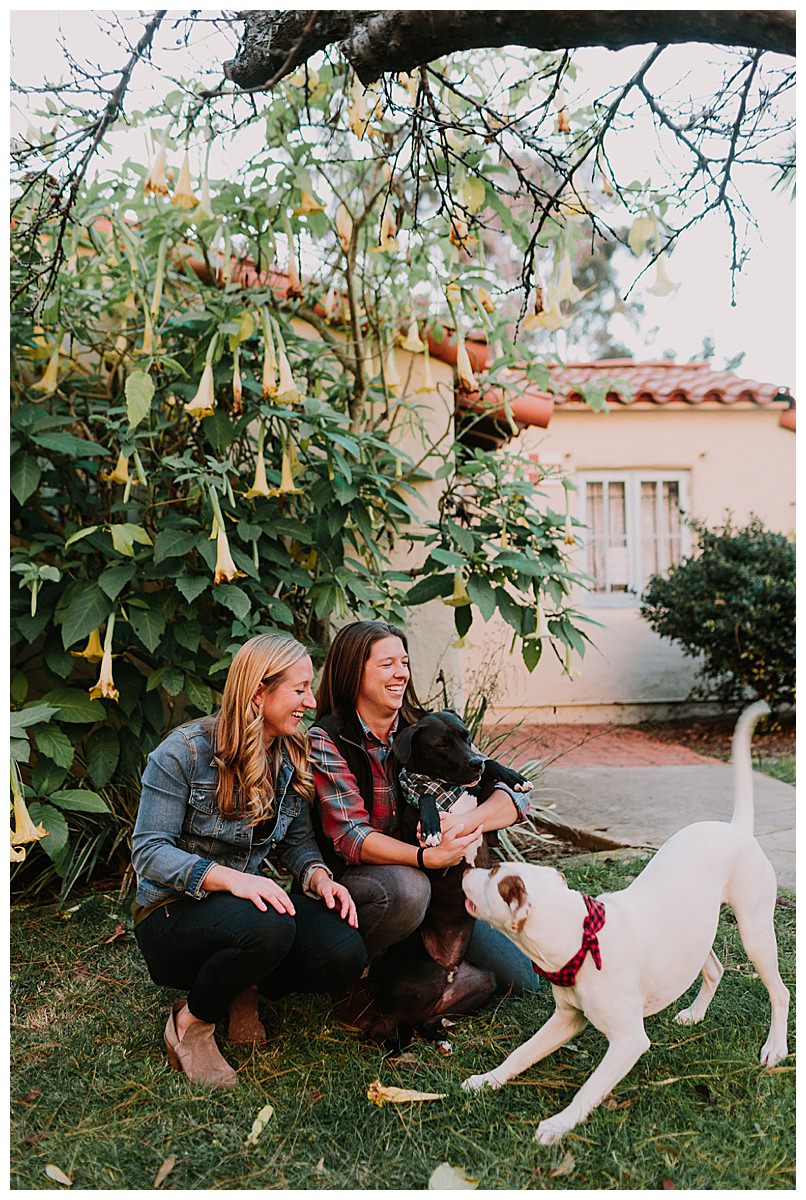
top-left (442, 571), bottom-right (471, 608)
top-left (415, 344), bottom-right (436, 394)
top-left (71, 628), bottom-right (104, 662)
top-left (172, 150), bottom-right (198, 210)
top-left (32, 341), bottom-right (61, 394)
top-left (283, 214), bottom-right (302, 296)
top-left (523, 290), bottom-right (570, 332)
top-left (323, 283), bottom-right (341, 323)
top-left (476, 286), bottom-right (495, 313)
top-left (647, 254), bottom-right (681, 298)
top-left (276, 349), bottom-right (301, 405)
top-left (459, 175), bottom-right (487, 214)
top-left (400, 320), bottom-right (424, 354)
top-left (11, 770), bottom-right (48, 854)
top-left (213, 523), bottom-right (246, 584)
top-left (232, 345), bottom-right (243, 415)
top-left (144, 137), bottom-right (170, 197)
top-left (102, 452), bottom-right (130, 486)
top-left (272, 438), bottom-right (302, 497)
top-left (371, 208), bottom-right (398, 253)
top-left (449, 212), bottom-right (476, 251)
top-left (554, 251), bottom-right (590, 306)
top-left (184, 361), bottom-right (216, 420)
top-left (293, 189), bottom-right (323, 217)
top-left (245, 422), bottom-right (271, 499)
top-left (197, 167), bottom-right (214, 221)
top-left (385, 343), bottom-right (402, 392)
top-left (455, 334), bottom-right (478, 392)
top-left (261, 311), bottom-right (278, 398)
top-left (89, 612), bottom-right (119, 702)
top-left (336, 204), bottom-right (353, 253)
top-left (139, 303), bottom-right (154, 357)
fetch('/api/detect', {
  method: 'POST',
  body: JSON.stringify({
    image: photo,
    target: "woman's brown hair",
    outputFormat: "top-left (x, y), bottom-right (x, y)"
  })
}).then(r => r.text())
top-left (315, 620), bottom-right (425, 723)
top-left (214, 633), bottom-right (314, 822)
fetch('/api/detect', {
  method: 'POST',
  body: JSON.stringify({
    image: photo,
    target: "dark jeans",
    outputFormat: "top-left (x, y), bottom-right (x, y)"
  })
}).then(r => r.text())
top-left (134, 888), bottom-right (367, 1023)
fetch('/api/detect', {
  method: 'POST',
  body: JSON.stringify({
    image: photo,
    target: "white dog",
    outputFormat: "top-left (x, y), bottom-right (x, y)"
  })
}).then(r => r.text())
top-left (461, 700), bottom-right (789, 1145)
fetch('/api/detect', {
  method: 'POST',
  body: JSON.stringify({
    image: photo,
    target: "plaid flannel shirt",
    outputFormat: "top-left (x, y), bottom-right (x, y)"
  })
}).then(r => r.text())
top-left (309, 713), bottom-right (399, 866)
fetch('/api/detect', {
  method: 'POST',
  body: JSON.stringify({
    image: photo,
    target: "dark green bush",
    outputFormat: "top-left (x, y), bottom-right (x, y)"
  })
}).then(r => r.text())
top-left (640, 515), bottom-right (795, 710)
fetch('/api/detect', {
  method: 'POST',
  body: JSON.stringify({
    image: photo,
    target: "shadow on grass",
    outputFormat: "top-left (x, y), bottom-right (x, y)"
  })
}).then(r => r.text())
top-left (11, 856), bottom-right (795, 1190)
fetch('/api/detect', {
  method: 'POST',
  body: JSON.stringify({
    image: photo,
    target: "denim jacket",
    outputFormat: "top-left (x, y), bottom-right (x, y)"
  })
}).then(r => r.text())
top-left (131, 718), bottom-right (330, 907)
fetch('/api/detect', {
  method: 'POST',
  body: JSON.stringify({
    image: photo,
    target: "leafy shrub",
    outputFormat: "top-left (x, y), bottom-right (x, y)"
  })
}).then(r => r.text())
top-left (640, 516), bottom-right (795, 710)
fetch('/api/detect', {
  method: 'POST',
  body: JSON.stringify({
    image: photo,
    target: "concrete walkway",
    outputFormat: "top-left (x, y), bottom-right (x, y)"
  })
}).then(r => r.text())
top-left (495, 725), bottom-right (796, 892)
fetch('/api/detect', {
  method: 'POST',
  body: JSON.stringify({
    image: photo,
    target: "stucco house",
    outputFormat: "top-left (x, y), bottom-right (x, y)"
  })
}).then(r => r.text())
top-left (424, 355), bottom-right (795, 723)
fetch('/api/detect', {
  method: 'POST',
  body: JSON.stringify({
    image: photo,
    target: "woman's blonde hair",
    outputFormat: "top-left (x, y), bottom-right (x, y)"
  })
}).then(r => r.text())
top-left (214, 633), bottom-right (314, 823)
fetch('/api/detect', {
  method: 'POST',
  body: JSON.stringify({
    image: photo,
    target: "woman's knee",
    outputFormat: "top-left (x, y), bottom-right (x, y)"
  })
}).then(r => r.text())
top-left (233, 905), bottom-right (296, 969)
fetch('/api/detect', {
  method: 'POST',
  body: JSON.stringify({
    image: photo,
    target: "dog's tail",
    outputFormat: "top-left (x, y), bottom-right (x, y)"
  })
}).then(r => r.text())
top-left (730, 699), bottom-right (770, 832)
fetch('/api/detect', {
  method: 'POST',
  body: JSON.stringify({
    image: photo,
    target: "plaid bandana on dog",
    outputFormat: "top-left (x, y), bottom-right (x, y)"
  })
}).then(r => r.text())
top-left (398, 769), bottom-right (480, 812)
top-left (532, 894), bottom-right (606, 987)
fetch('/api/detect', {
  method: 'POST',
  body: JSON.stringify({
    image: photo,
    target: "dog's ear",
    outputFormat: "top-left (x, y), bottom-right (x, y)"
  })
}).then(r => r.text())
top-left (497, 873), bottom-right (531, 933)
top-left (391, 723), bottom-right (419, 764)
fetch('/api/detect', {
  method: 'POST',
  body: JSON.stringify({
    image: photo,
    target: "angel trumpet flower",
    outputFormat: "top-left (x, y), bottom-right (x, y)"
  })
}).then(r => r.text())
top-left (336, 204), bottom-right (353, 253)
top-left (282, 213), bottom-right (303, 296)
top-left (274, 322), bottom-right (302, 404)
top-left (11, 772), bottom-right (48, 851)
top-left (384, 343), bottom-right (402, 392)
top-left (32, 341), bottom-right (61, 394)
top-left (293, 189), bottom-right (323, 217)
top-left (442, 570), bottom-right (471, 608)
top-left (555, 251), bottom-right (590, 306)
top-left (261, 312), bottom-right (278, 398)
top-left (245, 422), bottom-right (271, 499)
top-left (400, 320), bottom-right (424, 354)
top-left (455, 334), bottom-right (478, 392)
top-left (172, 150), bottom-right (198, 210)
top-left (372, 208), bottom-right (398, 253)
top-left (416, 344), bottom-right (436, 394)
top-left (213, 523), bottom-right (246, 584)
top-left (102, 451), bottom-right (131, 486)
top-left (647, 254), bottom-right (681, 298)
top-left (197, 167), bottom-right (214, 220)
top-left (71, 627), bottom-right (104, 662)
top-left (144, 137), bottom-right (170, 197)
top-left (89, 612), bottom-right (119, 702)
top-left (476, 287), bottom-right (495, 314)
top-left (231, 345), bottom-right (243, 415)
top-left (272, 439), bottom-right (302, 496)
top-left (184, 360), bottom-right (216, 420)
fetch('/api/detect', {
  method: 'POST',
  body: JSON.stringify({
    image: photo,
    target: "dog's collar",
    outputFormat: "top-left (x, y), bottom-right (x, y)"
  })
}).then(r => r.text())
top-left (532, 894), bottom-right (606, 987)
top-left (398, 769), bottom-right (480, 812)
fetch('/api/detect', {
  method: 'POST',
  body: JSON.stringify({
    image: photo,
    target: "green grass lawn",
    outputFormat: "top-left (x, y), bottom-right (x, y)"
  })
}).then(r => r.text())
top-left (11, 856), bottom-right (795, 1190)
top-left (755, 756), bottom-right (796, 786)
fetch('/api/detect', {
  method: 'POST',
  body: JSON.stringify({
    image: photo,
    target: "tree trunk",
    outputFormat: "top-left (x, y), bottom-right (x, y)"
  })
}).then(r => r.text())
top-left (225, 9), bottom-right (795, 89)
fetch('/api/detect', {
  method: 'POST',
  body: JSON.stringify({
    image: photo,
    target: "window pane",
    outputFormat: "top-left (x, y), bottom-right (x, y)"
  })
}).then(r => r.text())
top-left (641, 481), bottom-right (659, 583)
top-left (607, 482), bottom-right (629, 590)
top-left (663, 481), bottom-right (682, 566)
top-left (586, 482), bottom-right (606, 590)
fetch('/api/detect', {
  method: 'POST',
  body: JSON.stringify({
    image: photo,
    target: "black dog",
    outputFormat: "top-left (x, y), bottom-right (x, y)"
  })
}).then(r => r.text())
top-left (345, 711), bottom-right (532, 1047)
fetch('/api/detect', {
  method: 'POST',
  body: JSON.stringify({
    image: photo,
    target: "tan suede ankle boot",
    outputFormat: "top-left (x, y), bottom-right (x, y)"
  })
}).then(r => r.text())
top-left (164, 999), bottom-right (238, 1089)
top-left (227, 985), bottom-right (267, 1044)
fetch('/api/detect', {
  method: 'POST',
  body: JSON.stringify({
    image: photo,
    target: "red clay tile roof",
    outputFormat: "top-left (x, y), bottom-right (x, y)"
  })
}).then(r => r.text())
top-left (545, 358), bottom-right (791, 407)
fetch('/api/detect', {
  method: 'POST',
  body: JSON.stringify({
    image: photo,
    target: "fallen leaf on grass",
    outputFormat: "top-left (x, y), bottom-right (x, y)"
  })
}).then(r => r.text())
top-left (244, 1103), bottom-right (274, 1147)
top-left (367, 1079), bottom-right (446, 1106)
top-left (306, 1087), bottom-right (323, 1106)
top-left (548, 1151), bottom-right (576, 1178)
top-left (313, 1157), bottom-right (325, 1176)
top-left (45, 1164), bottom-right (73, 1186)
top-left (428, 1162), bottom-right (479, 1189)
top-left (103, 923), bottom-right (128, 945)
top-left (153, 1156), bottom-right (177, 1188)
top-left (385, 1051), bottom-right (419, 1067)
top-left (662, 1179), bottom-right (679, 1189)
top-left (22, 1088), bottom-right (41, 1103)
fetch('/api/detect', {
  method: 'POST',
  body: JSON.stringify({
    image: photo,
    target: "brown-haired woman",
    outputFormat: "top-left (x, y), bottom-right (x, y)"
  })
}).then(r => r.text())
top-left (131, 633), bottom-right (366, 1089)
top-left (309, 620), bottom-right (538, 993)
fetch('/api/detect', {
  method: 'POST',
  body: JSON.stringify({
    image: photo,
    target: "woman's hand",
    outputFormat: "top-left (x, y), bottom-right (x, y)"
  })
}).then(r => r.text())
top-left (421, 821), bottom-right (483, 869)
top-left (309, 869), bottom-right (358, 927)
top-left (223, 869), bottom-right (296, 915)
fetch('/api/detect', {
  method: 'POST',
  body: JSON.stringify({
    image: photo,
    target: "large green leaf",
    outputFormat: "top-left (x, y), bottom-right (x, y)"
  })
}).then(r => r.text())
top-left (185, 676), bottom-right (214, 715)
top-left (85, 726), bottom-right (120, 789)
top-left (32, 723), bottom-right (75, 769)
top-left (108, 523), bottom-right (153, 557)
top-left (41, 687), bottom-right (106, 724)
top-left (405, 574), bottom-right (453, 605)
top-left (27, 802), bottom-right (69, 860)
top-left (175, 575), bottom-right (209, 604)
top-left (59, 584), bottom-right (112, 648)
top-left (467, 575), bottom-right (497, 622)
top-left (49, 788), bottom-right (110, 814)
top-left (153, 528), bottom-right (197, 565)
top-left (125, 370), bottom-right (155, 430)
top-left (10, 703), bottom-right (60, 731)
top-left (214, 584), bottom-right (251, 620)
top-left (128, 604), bottom-right (166, 653)
top-left (99, 561), bottom-right (136, 600)
top-left (11, 454), bottom-right (41, 504)
top-left (32, 431), bottom-right (106, 457)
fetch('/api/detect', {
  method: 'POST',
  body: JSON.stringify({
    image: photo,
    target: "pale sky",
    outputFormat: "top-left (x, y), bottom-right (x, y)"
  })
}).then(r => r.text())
top-left (10, 8), bottom-right (796, 389)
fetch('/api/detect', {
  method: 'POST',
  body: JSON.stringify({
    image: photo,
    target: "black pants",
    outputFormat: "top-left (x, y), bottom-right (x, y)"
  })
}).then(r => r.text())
top-left (134, 888), bottom-right (368, 1023)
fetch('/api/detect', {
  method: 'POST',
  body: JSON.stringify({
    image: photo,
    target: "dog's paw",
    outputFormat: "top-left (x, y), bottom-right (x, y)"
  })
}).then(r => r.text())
top-left (462, 1072), bottom-right (502, 1093)
top-left (759, 1039), bottom-right (788, 1068)
top-left (422, 831), bottom-right (442, 847)
top-left (674, 1006), bottom-right (702, 1026)
top-left (534, 1115), bottom-right (572, 1146)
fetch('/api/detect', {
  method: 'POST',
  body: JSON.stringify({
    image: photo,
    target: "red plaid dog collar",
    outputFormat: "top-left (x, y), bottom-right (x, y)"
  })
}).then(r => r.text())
top-left (532, 894), bottom-right (606, 987)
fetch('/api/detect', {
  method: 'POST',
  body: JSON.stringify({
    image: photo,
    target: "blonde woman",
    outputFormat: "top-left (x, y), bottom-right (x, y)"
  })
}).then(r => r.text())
top-left (131, 634), bottom-right (364, 1089)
